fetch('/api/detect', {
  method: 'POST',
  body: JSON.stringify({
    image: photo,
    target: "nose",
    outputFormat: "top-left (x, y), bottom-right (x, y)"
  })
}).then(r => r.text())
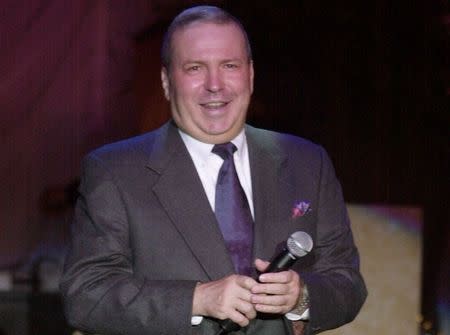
top-left (204, 68), bottom-right (223, 93)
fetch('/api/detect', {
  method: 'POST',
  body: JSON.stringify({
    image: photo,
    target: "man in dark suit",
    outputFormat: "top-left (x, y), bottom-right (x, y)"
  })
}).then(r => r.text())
top-left (61, 5), bottom-right (367, 335)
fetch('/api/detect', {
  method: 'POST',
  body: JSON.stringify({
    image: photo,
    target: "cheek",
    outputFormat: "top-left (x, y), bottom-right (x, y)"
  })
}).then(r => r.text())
top-left (172, 75), bottom-right (203, 97)
top-left (230, 75), bottom-right (253, 95)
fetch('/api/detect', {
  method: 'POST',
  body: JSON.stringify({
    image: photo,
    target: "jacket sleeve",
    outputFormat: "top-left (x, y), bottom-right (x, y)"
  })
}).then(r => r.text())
top-left (302, 146), bottom-right (367, 334)
top-left (60, 153), bottom-right (197, 335)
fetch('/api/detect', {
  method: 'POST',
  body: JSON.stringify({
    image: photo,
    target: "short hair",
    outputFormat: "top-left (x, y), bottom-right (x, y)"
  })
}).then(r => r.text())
top-left (161, 5), bottom-right (252, 70)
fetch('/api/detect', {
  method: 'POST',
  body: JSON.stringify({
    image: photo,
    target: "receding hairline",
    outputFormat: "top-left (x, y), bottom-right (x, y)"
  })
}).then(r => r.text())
top-left (161, 6), bottom-right (252, 69)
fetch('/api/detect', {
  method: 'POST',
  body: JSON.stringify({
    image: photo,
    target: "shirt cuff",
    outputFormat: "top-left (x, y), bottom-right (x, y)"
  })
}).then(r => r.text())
top-left (285, 308), bottom-right (310, 321)
top-left (191, 316), bottom-right (203, 325)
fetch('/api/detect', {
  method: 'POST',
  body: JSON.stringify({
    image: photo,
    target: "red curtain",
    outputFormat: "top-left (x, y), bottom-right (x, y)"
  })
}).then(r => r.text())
top-left (0, 0), bottom-right (158, 267)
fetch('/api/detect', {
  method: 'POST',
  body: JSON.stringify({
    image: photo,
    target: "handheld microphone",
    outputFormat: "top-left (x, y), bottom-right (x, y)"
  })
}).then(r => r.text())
top-left (216, 231), bottom-right (313, 335)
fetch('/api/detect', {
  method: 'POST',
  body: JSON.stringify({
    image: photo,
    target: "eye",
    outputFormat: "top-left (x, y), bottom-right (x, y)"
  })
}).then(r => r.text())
top-left (223, 63), bottom-right (239, 70)
top-left (186, 64), bottom-right (201, 73)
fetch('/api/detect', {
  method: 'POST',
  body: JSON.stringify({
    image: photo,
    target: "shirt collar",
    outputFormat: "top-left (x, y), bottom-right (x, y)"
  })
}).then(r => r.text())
top-left (178, 128), bottom-right (247, 162)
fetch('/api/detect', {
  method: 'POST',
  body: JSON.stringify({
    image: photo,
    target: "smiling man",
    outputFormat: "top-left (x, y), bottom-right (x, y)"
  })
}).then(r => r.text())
top-left (61, 6), bottom-right (367, 335)
top-left (161, 15), bottom-right (254, 144)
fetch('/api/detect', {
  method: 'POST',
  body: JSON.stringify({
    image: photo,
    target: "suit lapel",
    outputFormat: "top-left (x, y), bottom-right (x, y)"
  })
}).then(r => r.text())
top-left (146, 123), bottom-right (235, 280)
top-left (246, 126), bottom-right (295, 262)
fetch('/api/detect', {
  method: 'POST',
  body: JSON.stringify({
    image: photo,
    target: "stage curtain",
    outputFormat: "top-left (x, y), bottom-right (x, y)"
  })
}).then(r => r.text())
top-left (0, 0), bottom-right (158, 267)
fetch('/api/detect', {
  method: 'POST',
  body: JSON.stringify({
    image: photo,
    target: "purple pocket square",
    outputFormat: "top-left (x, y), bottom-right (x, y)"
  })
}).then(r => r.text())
top-left (291, 201), bottom-right (311, 219)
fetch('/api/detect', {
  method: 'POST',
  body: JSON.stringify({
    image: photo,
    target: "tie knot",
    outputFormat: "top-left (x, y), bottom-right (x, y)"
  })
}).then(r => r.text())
top-left (212, 142), bottom-right (237, 160)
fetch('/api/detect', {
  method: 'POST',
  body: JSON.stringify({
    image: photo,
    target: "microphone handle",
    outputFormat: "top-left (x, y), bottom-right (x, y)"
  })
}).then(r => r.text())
top-left (216, 249), bottom-right (297, 335)
top-left (264, 249), bottom-right (296, 273)
top-left (216, 319), bottom-right (241, 335)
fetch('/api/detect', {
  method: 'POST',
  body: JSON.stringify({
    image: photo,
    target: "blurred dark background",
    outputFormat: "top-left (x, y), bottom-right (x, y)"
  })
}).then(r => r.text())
top-left (1, 0), bottom-right (448, 334)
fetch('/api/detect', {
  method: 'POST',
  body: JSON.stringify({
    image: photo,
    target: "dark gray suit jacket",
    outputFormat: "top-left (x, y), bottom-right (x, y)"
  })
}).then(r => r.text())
top-left (61, 121), bottom-right (367, 335)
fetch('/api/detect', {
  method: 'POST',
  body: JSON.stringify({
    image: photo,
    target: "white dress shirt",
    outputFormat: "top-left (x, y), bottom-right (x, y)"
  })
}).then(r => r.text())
top-left (179, 129), bottom-right (254, 218)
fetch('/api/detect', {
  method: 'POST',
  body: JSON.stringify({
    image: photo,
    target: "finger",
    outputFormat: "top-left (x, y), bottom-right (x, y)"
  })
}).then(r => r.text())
top-left (227, 309), bottom-right (251, 327)
top-left (236, 274), bottom-right (258, 291)
top-left (252, 283), bottom-right (290, 295)
top-left (252, 293), bottom-right (298, 315)
top-left (221, 275), bottom-right (257, 309)
top-left (235, 299), bottom-right (257, 320)
top-left (254, 258), bottom-right (270, 272)
top-left (236, 286), bottom-right (254, 304)
top-left (251, 292), bottom-right (288, 306)
top-left (253, 303), bottom-right (286, 315)
top-left (251, 282), bottom-right (301, 314)
top-left (258, 270), bottom-right (293, 284)
top-left (225, 299), bottom-right (257, 327)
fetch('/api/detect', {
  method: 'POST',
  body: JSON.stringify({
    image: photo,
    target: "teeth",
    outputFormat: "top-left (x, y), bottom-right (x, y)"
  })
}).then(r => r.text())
top-left (203, 102), bottom-right (226, 108)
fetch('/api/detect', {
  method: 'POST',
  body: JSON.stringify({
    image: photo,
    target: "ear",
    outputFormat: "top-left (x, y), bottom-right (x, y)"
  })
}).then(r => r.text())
top-left (161, 67), bottom-right (170, 100)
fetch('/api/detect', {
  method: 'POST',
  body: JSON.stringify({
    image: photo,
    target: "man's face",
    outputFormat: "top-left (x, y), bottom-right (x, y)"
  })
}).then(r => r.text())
top-left (161, 22), bottom-right (254, 144)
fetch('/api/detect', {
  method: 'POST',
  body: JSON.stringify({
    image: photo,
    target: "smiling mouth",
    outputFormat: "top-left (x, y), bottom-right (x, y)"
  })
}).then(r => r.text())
top-left (199, 101), bottom-right (229, 109)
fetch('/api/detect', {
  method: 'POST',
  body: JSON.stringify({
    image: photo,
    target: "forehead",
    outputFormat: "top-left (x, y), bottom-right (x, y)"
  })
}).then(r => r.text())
top-left (171, 22), bottom-right (247, 61)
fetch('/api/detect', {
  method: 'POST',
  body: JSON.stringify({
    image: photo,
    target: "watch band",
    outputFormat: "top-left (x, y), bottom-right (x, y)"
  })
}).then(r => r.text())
top-left (287, 283), bottom-right (310, 320)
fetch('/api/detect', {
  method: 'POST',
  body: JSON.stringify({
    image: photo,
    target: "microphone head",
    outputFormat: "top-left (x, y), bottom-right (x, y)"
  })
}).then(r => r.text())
top-left (287, 231), bottom-right (313, 257)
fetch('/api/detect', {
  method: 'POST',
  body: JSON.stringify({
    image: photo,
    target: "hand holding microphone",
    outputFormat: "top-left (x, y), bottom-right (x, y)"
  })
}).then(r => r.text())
top-left (215, 231), bottom-right (313, 335)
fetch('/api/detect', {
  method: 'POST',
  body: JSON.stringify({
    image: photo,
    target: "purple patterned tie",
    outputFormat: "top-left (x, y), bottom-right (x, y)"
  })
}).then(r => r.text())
top-left (213, 142), bottom-right (254, 276)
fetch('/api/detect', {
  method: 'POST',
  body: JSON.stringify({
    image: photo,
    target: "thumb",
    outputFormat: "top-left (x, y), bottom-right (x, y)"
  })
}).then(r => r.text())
top-left (254, 258), bottom-right (270, 272)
